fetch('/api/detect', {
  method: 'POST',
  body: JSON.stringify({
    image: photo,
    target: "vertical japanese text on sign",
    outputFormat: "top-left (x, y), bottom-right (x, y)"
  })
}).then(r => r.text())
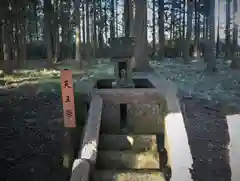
top-left (60, 70), bottom-right (76, 128)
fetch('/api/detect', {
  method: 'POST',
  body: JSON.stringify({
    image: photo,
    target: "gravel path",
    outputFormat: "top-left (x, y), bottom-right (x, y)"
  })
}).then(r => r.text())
top-left (0, 89), bottom-right (68, 181)
top-left (179, 92), bottom-right (234, 181)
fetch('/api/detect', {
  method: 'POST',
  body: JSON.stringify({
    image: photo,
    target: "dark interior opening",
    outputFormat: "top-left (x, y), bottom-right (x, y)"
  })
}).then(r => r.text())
top-left (118, 61), bottom-right (127, 78)
top-left (95, 79), bottom-right (114, 89)
top-left (86, 103), bottom-right (90, 113)
top-left (132, 79), bottom-right (155, 88)
top-left (120, 103), bottom-right (127, 129)
top-left (95, 78), bottom-right (155, 89)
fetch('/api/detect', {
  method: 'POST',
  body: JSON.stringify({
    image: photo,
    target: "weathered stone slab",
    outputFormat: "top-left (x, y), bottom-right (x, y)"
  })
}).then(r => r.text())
top-left (148, 74), bottom-right (193, 181)
top-left (226, 114), bottom-right (240, 181)
top-left (109, 37), bottom-right (135, 59)
top-left (75, 79), bottom-right (95, 94)
top-left (94, 88), bottom-right (162, 104)
top-left (127, 104), bottom-right (164, 134)
top-left (100, 100), bottom-right (120, 133)
top-left (80, 95), bottom-right (103, 165)
top-left (97, 87), bottom-right (164, 134)
top-left (70, 159), bottom-right (90, 181)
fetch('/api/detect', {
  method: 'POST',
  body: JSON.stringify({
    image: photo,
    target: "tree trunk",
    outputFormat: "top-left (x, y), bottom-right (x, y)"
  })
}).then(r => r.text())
top-left (13, 4), bottom-right (19, 68)
top-left (98, 0), bottom-right (104, 50)
top-left (216, 0), bottom-right (220, 58)
top-left (152, 0), bottom-right (156, 53)
top-left (193, 0), bottom-right (200, 57)
top-left (52, 0), bottom-right (59, 63)
top-left (225, 0), bottom-right (231, 60)
top-left (82, 1), bottom-right (86, 54)
top-left (124, 0), bottom-right (134, 37)
top-left (60, 0), bottom-right (67, 59)
top-left (85, 0), bottom-right (91, 62)
top-left (93, 0), bottom-right (97, 57)
top-left (0, 22), bottom-right (3, 64)
top-left (181, 0), bottom-right (186, 57)
top-left (170, 0), bottom-right (176, 40)
top-left (19, 13), bottom-right (27, 67)
top-left (133, 0), bottom-right (151, 72)
top-left (104, 0), bottom-right (108, 42)
top-left (230, 0), bottom-right (239, 68)
top-left (184, 0), bottom-right (193, 63)
top-left (110, 0), bottom-right (115, 40)
top-left (2, 21), bottom-right (11, 72)
top-left (33, 1), bottom-right (39, 40)
top-left (53, 27), bottom-right (59, 63)
top-left (205, 0), bottom-right (216, 72)
top-left (74, 0), bottom-right (81, 65)
top-left (43, 0), bottom-right (53, 65)
top-left (158, 0), bottom-right (165, 60)
top-left (116, 0), bottom-right (119, 37)
top-left (203, 13), bottom-right (209, 62)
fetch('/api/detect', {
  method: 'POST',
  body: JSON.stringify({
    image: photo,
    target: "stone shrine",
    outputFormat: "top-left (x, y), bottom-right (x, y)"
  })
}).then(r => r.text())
top-left (109, 37), bottom-right (135, 88)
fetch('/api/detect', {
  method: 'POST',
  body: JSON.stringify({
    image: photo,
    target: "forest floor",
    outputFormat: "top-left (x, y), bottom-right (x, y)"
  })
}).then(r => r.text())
top-left (151, 58), bottom-right (240, 107)
top-left (0, 58), bottom-right (240, 181)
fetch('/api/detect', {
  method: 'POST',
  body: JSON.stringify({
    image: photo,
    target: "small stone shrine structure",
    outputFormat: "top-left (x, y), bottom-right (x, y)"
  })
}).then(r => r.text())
top-left (70, 36), bottom-right (193, 181)
top-left (109, 36), bottom-right (135, 88)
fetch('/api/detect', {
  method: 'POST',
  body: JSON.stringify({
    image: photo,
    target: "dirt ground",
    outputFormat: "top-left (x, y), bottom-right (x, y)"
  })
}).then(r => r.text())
top-left (0, 88), bottom-right (69, 181)
top-left (179, 92), bottom-right (236, 181)
top-left (154, 59), bottom-right (240, 181)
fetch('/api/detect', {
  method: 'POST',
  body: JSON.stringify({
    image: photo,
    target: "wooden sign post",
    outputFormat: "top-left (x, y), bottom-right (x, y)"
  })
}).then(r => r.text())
top-left (60, 69), bottom-right (76, 170)
top-left (61, 69), bottom-right (76, 128)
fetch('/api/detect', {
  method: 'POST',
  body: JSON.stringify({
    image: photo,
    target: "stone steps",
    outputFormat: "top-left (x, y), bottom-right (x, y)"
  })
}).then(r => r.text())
top-left (98, 134), bottom-right (157, 151)
top-left (93, 133), bottom-right (165, 181)
top-left (92, 170), bottom-right (166, 181)
top-left (96, 150), bottom-right (160, 169)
